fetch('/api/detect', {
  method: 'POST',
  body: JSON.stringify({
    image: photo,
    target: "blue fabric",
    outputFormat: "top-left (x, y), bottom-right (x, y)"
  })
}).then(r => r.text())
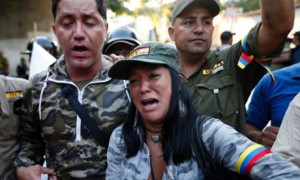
top-left (246, 63), bottom-right (300, 130)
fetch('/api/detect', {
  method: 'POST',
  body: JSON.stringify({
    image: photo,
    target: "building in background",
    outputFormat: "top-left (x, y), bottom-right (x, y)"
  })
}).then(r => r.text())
top-left (1, 1), bottom-right (300, 76)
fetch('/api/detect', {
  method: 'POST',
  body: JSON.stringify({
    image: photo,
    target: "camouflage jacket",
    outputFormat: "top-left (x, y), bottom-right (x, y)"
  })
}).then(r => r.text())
top-left (14, 56), bottom-right (130, 179)
top-left (107, 117), bottom-right (300, 179)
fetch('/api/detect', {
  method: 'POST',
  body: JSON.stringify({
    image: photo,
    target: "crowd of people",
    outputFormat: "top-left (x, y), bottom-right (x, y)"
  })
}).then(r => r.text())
top-left (0, 0), bottom-right (300, 179)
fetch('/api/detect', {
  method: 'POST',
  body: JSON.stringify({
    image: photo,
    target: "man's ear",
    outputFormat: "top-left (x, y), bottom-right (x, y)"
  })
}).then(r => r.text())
top-left (168, 26), bottom-right (175, 41)
top-left (178, 74), bottom-right (185, 91)
top-left (104, 22), bottom-right (109, 42)
top-left (52, 23), bottom-right (56, 35)
top-left (179, 74), bottom-right (184, 81)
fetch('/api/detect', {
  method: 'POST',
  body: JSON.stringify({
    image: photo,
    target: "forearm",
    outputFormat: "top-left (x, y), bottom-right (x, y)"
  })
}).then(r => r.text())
top-left (250, 153), bottom-right (300, 179)
top-left (258, 0), bottom-right (294, 54)
top-left (246, 124), bottom-right (279, 149)
top-left (246, 124), bottom-right (262, 144)
top-left (260, 0), bottom-right (294, 34)
top-left (271, 51), bottom-right (291, 63)
top-left (15, 120), bottom-right (45, 167)
top-left (15, 93), bottom-right (45, 167)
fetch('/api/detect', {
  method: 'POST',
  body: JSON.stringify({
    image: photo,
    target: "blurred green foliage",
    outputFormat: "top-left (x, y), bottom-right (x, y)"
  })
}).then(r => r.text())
top-left (2, 0), bottom-right (300, 15)
top-left (235, 0), bottom-right (260, 12)
top-left (235, 0), bottom-right (299, 13)
top-left (0, 0), bottom-right (129, 15)
top-left (105, 0), bottom-right (130, 15)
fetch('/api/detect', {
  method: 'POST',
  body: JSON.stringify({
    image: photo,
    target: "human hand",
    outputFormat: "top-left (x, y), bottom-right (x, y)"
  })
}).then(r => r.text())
top-left (260, 126), bottom-right (279, 149)
top-left (17, 165), bottom-right (57, 180)
top-left (109, 54), bottom-right (125, 63)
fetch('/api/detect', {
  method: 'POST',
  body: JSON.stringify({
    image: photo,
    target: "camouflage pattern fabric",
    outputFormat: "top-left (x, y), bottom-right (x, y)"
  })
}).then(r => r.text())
top-left (106, 117), bottom-right (300, 179)
top-left (14, 55), bottom-right (130, 179)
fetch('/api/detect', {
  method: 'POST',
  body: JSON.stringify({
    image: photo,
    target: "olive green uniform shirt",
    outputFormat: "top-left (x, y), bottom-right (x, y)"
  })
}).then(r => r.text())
top-left (0, 75), bottom-right (28, 179)
top-left (184, 23), bottom-right (284, 134)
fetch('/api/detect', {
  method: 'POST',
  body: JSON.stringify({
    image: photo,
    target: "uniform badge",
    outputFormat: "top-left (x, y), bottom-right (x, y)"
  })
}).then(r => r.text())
top-left (128, 46), bottom-right (150, 59)
top-left (202, 60), bottom-right (224, 76)
top-left (5, 90), bottom-right (24, 101)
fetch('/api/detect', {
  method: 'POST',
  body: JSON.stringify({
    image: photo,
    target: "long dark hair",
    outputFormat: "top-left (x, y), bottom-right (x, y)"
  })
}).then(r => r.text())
top-left (122, 67), bottom-right (199, 164)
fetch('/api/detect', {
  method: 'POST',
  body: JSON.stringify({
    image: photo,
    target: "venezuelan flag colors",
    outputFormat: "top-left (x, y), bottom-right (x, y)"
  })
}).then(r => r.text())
top-left (258, 63), bottom-right (276, 83)
top-left (236, 144), bottom-right (271, 176)
top-left (237, 53), bottom-right (254, 69)
top-left (237, 35), bottom-right (276, 83)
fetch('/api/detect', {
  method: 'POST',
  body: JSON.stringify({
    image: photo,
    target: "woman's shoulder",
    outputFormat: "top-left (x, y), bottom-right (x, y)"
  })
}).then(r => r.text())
top-left (110, 124), bottom-right (127, 148)
top-left (111, 125), bottom-right (123, 141)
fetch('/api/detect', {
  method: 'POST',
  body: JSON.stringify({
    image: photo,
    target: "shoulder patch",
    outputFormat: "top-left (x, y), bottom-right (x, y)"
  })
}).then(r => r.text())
top-left (128, 47), bottom-right (150, 59)
top-left (5, 90), bottom-right (24, 100)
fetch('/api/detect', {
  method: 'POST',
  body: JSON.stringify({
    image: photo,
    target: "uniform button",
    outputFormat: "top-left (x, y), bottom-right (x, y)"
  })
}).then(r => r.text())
top-left (213, 89), bottom-right (219, 94)
top-left (168, 166), bottom-right (173, 172)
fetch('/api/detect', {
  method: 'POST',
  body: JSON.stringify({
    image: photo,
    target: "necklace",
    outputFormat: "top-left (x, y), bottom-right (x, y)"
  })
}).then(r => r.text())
top-left (145, 128), bottom-right (161, 143)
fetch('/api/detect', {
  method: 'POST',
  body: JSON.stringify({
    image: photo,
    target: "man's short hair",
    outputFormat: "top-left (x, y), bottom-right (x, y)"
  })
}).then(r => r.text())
top-left (221, 31), bottom-right (235, 42)
top-left (51, 0), bottom-right (107, 20)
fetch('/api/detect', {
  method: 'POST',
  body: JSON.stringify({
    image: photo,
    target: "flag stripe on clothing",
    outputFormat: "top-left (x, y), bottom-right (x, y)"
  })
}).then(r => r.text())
top-left (236, 144), bottom-right (271, 175)
top-left (238, 53), bottom-right (253, 69)
top-left (245, 149), bottom-right (271, 175)
top-left (259, 63), bottom-right (276, 83)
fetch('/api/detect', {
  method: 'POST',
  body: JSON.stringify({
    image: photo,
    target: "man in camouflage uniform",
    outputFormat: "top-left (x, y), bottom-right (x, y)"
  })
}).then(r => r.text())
top-left (168, 0), bottom-right (294, 134)
top-left (0, 75), bottom-right (28, 179)
top-left (14, 0), bottom-right (130, 179)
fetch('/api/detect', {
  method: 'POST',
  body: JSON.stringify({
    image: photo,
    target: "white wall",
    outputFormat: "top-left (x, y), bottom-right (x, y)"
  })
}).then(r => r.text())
top-left (212, 3), bottom-right (300, 48)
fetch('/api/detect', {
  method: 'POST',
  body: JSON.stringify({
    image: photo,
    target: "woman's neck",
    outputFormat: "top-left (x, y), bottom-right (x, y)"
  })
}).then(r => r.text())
top-left (146, 134), bottom-right (166, 180)
top-left (144, 122), bottom-right (162, 134)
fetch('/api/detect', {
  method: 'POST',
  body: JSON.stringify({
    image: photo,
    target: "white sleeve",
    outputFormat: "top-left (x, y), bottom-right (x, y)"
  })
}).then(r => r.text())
top-left (272, 93), bottom-right (300, 168)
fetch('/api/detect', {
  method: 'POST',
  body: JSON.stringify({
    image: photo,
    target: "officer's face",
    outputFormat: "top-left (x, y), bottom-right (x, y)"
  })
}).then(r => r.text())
top-left (168, 6), bottom-right (214, 59)
top-left (52, 0), bottom-right (108, 72)
top-left (129, 64), bottom-right (172, 126)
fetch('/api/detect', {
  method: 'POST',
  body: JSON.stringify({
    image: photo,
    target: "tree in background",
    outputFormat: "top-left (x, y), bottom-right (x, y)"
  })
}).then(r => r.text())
top-left (235, 0), bottom-right (299, 13)
top-left (105, 0), bottom-right (130, 15)
top-left (2, 0), bottom-right (298, 40)
top-left (131, 0), bottom-right (173, 41)
top-left (235, 0), bottom-right (260, 12)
